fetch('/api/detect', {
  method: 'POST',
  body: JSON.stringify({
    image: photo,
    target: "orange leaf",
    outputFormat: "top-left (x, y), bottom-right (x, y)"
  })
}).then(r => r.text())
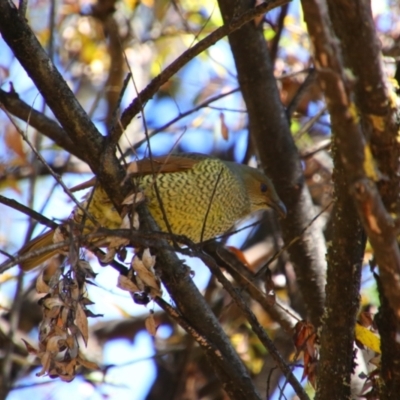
top-left (219, 112), bottom-right (229, 141)
top-left (145, 311), bottom-right (157, 336)
top-left (21, 339), bottom-right (39, 355)
top-left (5, 125), bottom-right (25, 160)
top-left (293, 321), bottom-right (318, 384)
top-left (226, 246), bottom-right (249, 267)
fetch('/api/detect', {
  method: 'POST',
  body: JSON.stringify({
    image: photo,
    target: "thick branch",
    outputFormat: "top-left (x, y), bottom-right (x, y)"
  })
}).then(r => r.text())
top-left (112, 0), bottom-right (289, 144)
top-left (325, 4), bottom-right (400, 391)
top-left (201, 249), bottom-right (309, 400)
top-left (0, 2), bottom-right (104, 166)
top-left (326, 0), bottom-right (400, 213)
top-left (0, 0), bottom-right (128, 209)
top-left (301, 0), bottom-right (400, 316)
top-left (218, 0), bottom-right (327, 327)
top-left (0, 89), bottom-right (81, 158)
top-left (316, 145), bottom-right (365, 399)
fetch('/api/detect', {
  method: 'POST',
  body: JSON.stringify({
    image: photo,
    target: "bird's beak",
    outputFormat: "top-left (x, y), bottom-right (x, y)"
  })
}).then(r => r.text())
top-left (271, 200), bottom-right (287, 219)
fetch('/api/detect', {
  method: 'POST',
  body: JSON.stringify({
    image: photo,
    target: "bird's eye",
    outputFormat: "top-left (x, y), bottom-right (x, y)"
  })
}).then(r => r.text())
top-left (260, 183), bottom-right (268, 193)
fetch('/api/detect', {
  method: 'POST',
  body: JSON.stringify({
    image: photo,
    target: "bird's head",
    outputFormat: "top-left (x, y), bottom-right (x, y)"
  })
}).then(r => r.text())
top-left (228, 163), bottom-right (287, 218)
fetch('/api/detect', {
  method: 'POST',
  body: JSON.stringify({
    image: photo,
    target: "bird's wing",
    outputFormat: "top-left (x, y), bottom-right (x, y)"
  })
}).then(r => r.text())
top-left (70, 177), bottom-right (97, 192)
top-left (19, 230), bottom-right (58, 271)
top-left (70, 154), bottom-right (209, 190)
top-left (125, 153), bottom-right (206, 177)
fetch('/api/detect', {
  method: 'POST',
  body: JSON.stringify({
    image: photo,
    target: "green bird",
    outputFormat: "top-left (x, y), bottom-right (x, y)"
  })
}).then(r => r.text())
top-left (19, 153), bottom-right (286, 270)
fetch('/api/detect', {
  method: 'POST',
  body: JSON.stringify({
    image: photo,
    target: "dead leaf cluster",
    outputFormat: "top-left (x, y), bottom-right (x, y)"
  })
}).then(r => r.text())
top-left (117, 249), bottom-right (161, 300)
top-left (293, 320), bottom-right (318, 388)
top-left (23, 260), bottom-right (99, 381)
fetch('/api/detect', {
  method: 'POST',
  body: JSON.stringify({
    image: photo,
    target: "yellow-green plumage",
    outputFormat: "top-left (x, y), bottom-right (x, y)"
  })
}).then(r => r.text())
top-left (19, 153), bottom-right (286, 270)
top-left (143, 157), bottom-right (275, 242)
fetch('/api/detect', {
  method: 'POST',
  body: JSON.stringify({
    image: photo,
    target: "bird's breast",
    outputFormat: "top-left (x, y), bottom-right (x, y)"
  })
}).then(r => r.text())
top-left (140, 159), bottom-right (251, 242)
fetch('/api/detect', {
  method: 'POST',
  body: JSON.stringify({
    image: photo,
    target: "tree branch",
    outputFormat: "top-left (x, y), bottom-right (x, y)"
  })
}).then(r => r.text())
top-left (0, 0), bottom-right (128, 211)
top-left (0, 2), bottom-right (104, 166)
top-left (217, 0), bottom-right (327, 327)
top-left (315, 147), bottom-right (365, 397)
top-left (201, 248), bottom-right (309, 400)
top-left (203, 242), bottom-right (299, 334)
top-left (0, 89), bottom-right (81, 159)
top-left (301, 0), bottom-right (400, 321)
top-left (111, 0), bottom-right (290, 144)
top-left (138, 206), bottom-right (263, 400)
top-left (325, 2), bottom-right (400, 393)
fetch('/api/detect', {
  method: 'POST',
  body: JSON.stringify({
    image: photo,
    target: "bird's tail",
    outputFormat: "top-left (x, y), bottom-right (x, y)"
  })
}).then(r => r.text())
top-left (19, 230), bottom-right (57, 271)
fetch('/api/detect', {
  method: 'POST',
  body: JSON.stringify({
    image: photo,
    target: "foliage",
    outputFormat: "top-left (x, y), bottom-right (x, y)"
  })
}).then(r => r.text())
top-left (0, 0), bottom-right (400, 399)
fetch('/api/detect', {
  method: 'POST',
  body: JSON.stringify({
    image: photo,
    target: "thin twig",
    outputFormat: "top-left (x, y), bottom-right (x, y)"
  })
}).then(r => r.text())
top-left (269, 3), bottom-right (289, 63)
top-left (255, 201), bottom-right (333, 279)
top-left (122, 87), bottom-right (241, 158)
top-left (301, 139), bottom-right (331, 159)
top-left (286, 68), bottom-right (317, 120)
top-left (293, 106), bottom-right (327, 142)
top-left (109, 72), bottom-right (132, 134)
top-left (112, 0), bottom-right (290, 142)
top-left (203, 254), bottom-right (309, 400)
top-left (200, 167), bottom-right (224, 243)
top-left (1, 105), bottom-right (98, 226)
top-left (0, 195), bottom-right (58, 230)
top-left (121, 51), bottom-right (176, 244)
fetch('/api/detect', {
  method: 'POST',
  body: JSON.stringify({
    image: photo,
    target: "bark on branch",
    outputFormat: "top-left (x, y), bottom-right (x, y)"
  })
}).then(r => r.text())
top-left (0, 1), bottom-right (276, 396)
top-left (301, 0), bottom-right (400, 321)
top-left (112, 0), bottom-right (290, 144)
top-left (218, 0), bottom-right (327, 327)
top-left (0, 89), bottom-right (80, 159)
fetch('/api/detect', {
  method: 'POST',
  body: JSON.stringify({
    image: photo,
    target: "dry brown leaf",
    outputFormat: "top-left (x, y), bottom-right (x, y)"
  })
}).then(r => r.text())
top-left (44, 305), bottom-right (62, 319)
top-left (132, 212), bottom-right (140, 230)
top-left (22, 339), bottom-right (39, 355)
top-left (48, 268), bottom-right (62, 291)
top-left (126, 161), bottom-right (139, 175)
top-left (70, 280), bottom-right (80, 301)
top-left (57, 358), bottom-right (77, 382)
top-left (219, 112), bottom-right (229, 141)
top-left (46, 335), bottom-right (66, 352)
top-left (66, 335), bottom-right (76, 352)
top-left (60, 307), bottom-right (69, 325)
top-left (359, 311), bottom-right (374, 328)
top-left (100, 247), bottom-right (117, 264)
top-left (132, 256), bottom-right (161, 297)
top-left (107, 236), bottom-right (129, 250)
top-left (293, 321), bottom-right (318, 385)
top-left (5, 125), bottom-right (25, 159)
top-left (120, 214), bottom-right (131, 229)
top-left (75, 302), bottom-right (89, 346)
top-left (36, 271), bottom-right (51, 293)
top-left (42, 297), bottom-right (64, 309)
top-left (53, 227), bottom-right (65, 243)
top-left (142, 248), bottom-right (156, 270)
top-left (77, 260), bottom-right (96, 278)
top-left (145, 312), bottom-right (157, 336)
top-left (81, 297), bottom-right (95, 306)
top-left (117, 274), bottom-right (140, 293)
top-left (77, 353), bottom-right (99, 370)
top-left (37, 351), bottom-right (51, 377)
